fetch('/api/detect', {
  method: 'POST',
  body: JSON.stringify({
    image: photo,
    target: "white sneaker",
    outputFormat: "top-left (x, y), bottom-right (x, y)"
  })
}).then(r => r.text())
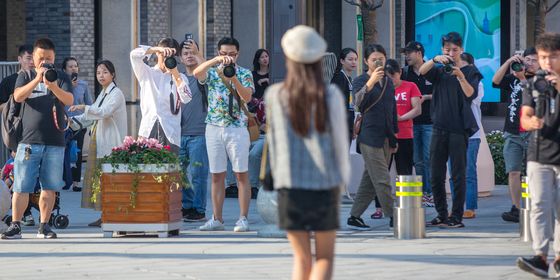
top-left (199, 217), bottom-right (225, 231)
top-left (233, 216), bottom-right (249, 232)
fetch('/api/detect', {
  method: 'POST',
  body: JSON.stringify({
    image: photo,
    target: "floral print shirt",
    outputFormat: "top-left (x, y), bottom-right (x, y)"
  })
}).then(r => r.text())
top-left (204, 66), bottom-right (255, 127)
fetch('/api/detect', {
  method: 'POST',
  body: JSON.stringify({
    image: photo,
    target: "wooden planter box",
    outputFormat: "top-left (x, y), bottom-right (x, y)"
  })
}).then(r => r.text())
top-left (100, 164), bottom-right (182, 238)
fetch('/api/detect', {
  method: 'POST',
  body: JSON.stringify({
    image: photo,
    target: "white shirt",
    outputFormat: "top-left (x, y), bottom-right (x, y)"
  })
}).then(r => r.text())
top-left (77, 82), bottom-right (128, 158)
top-left (130, 46), bottom-right (192, 146)
top-left (470, 81), bottom-right (484, 139)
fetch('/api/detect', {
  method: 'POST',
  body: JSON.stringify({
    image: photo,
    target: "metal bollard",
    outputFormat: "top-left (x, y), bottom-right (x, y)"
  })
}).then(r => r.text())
top-left (520, 176), bottom-right (532, 242)
top-left (394, 175), bottom-right (425, 239)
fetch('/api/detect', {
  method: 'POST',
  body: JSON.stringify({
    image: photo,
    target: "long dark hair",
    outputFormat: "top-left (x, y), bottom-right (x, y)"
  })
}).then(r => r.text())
top-left (335, 48), bottom-right (357, 72)
top-left (283, 59), bottom-right (327, 136)
top-left (96, 60), bottom-right (117, 85)
top-left (252, 49), bottom-right (269, 72)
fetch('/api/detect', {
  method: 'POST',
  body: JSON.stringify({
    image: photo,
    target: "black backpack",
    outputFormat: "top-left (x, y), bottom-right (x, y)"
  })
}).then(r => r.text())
top-left (1, 94), bottom-right (25, 151)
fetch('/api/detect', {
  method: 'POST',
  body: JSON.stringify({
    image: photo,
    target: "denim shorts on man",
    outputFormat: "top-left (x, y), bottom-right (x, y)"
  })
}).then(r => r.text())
top-left (503, 132), bottom-right (530, 173)
top-left (13, 143), bottom-right (65, 193)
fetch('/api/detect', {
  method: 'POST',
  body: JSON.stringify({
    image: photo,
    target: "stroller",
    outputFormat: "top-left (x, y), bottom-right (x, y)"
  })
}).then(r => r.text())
top-left (1, 157), bottom-right (69, 229)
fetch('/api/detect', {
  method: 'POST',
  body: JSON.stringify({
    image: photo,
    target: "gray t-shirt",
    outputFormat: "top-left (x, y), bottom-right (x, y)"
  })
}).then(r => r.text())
top-left (181, 75), bottom-right (207, 136)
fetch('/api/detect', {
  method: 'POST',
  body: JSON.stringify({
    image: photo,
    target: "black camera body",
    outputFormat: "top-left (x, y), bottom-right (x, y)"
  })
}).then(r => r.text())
top-left (164, 56), bottom-right (177, 69)
top-left (511, 61), bottom-right (525, 72)
top-left (443, 61), bottom-right (455, 74)
top-left (533, 70), bottom-right (554, 95)
top-left (223, 63), bottom-right (236, 78)
top-left (42, 63), bottom-right (58, 82)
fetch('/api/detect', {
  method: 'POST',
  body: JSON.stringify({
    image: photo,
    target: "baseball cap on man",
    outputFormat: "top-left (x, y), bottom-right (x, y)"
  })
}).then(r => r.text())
top-left (401, 41), bottom-right (425, 54)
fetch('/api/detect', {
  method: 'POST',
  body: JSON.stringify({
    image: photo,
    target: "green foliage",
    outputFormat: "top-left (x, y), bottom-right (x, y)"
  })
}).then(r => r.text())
top-left (486, 130), bottom-right (507, 185)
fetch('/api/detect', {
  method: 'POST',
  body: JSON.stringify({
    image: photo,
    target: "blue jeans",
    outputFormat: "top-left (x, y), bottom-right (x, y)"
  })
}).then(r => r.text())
top-left (226, 135), bottom-right (265, 188)
top-left (449, 138), bottom-right (480, 210)
top-left (179, 135), bottom-right (209, 213)
top-left (413, 124), bottom-right (432, 194)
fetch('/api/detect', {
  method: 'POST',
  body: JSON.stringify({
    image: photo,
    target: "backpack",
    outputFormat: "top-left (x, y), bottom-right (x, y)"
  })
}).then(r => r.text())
top-left (1, 72), bottom-right (29, 151)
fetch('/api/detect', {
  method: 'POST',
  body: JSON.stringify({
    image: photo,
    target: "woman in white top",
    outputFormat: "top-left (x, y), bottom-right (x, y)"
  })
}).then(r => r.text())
top-left (69, 60), bottom-right (127, 226)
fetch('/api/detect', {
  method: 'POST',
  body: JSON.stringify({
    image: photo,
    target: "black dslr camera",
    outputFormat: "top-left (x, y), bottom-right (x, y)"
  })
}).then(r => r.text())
top-left (223, 63), bottom-right (236, 78)
top-left (511, 61), bottom-right (525, 72)
top-left (42, 63), bottom-right (58, 82)
top-left (443, 61), bottom-right (455, 74)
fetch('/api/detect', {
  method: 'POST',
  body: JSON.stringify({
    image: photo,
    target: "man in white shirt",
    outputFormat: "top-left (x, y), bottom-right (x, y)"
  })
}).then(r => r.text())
top-left (130, 38), bottom-right (192, 153)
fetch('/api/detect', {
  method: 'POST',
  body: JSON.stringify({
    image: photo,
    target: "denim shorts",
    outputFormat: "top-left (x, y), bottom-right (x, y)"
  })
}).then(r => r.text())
top-left (503, 132), bottom-right (530, 173)
top-left (12, 143), bottom-right (65, 193)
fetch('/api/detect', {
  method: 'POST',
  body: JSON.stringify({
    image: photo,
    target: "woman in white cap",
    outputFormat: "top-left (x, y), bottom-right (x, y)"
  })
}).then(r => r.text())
top-left (265, 25), bottom-right (350, 280)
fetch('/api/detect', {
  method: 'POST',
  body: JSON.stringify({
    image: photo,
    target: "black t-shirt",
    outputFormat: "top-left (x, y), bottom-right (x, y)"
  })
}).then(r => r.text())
top-left (402, 65), bottom-right (433, 125)
top-left (422, 65), bottom-right (482, 134)
top-left (252, 71), bottom-right (269, 99)
top-left (522, 81), bottom-right (560, 164)
top-left (14, 69), bottom-right (72, 147)
top-left (331, 70), bottom-right (353, 110)
top-left (0, 73), bottom-right (18, 104)
top-left (493, 74), bottom-right (534, 135)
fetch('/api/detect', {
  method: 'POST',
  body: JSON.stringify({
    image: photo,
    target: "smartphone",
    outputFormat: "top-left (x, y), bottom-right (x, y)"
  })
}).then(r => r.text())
top-left (185, 33), bottom-right (193, 41)
top-left (71, 72), bottom-right (78, 81)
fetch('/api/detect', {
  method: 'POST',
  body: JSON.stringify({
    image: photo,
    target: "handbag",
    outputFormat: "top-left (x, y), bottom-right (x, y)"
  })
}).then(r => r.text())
top-left (352, 78), bottom-right (388, 139)
top-left (218, 71), bottom-right (261, 142)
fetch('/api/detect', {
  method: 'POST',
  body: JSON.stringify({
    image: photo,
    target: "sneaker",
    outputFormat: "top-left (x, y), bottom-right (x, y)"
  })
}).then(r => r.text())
top-left (184, 211), bottom-right (206, 222)
top-left (463, 210), bottom-right (476, 219)
top-left (1, 222), bottom-right (22, 239)
top-left (389, 217), bottom-right (394, 228)
top-left (427, 216), bottom-right (447, 227)
top-left (182, 208), bottom-right (195, 218)
top-left (199, 217), bottom-right (225, 231)
top-left (225, 185), bottom-right (238, 198)
top-left (233, 216), bottom-right (250, 232)
top-left (517, 256), bottom-right (549, 278)
top-left (370, 208), bottom-right (383, 219)
top-left (37, 223), bottom-right (57, 239)
top-left (22, 214), bottom-right (35, 226)
top-left (422, 194), bottom-right (435, 207)
top-left (72, 186), bottom-right (82, 192)
top-left (552, 260), bottom-right (560, 278)
top-left (444, 217), bottom-right (465, 228)
top-left (347, 216), bottom-right (371, 231)
top-left (502, 205), bottom-right (520, 223)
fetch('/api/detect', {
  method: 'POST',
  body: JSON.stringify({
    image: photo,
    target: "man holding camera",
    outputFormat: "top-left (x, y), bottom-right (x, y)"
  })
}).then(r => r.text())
top-left (130, 38), bottom-right (192, 154)
top-left (419, 32), bottom-right (482, 228)
top-left (516, 32), bottom-right (560, 278)
top-left (492, 48), bottom-right (539, 223)
top-left (1, 38), bottom-right (74, 239)
top-left (193, 37), bottom-right (254, 232)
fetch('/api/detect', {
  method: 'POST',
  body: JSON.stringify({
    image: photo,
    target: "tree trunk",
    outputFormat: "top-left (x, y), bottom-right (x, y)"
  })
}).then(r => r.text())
top-left (534, 0), bottom-right (547, 43)
top-left (361, 4), bottom-right (377, 47)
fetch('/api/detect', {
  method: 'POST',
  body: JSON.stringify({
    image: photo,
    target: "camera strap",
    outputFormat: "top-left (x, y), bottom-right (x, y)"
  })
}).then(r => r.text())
top-left (169, 80), bottom-right (180, 115)
top-left (218, 70), bottom-right (242, 120)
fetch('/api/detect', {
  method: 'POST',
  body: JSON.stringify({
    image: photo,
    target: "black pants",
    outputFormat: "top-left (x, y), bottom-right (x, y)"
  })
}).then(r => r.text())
top-left (430, 128), bottom-right (468, 221)
top-left (391, 138), bottom-right (414, 175)
top-left (71, 129), bottom-right (86, 182)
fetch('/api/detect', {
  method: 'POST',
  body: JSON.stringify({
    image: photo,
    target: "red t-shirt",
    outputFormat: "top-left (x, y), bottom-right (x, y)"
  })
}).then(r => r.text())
top-left (395, 80), bottom-right (422, 139)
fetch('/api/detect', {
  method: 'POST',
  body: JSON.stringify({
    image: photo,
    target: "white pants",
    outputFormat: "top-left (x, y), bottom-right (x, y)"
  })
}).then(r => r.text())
top-left (205, 124), bottom-right (250, 173)
top-left (528, 161), bottom-right (560, 256)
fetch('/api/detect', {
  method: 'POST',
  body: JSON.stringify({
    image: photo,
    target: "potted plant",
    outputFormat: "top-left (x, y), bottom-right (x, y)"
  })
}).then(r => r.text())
top-left (92, 136), bottom-right (185, 238)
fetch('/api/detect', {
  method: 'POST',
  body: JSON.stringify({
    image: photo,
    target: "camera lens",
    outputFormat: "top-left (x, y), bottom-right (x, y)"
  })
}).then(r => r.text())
top-left (223, 63), bottom-right (236, 78)
top-left (443, 64), bottom-right (453, 74)
top-left (164, 56), bottom-right (177, 69)
top-left (511, 62), bottom-right (524, 72)
top-left (44, 69), bottom-right (58, 82)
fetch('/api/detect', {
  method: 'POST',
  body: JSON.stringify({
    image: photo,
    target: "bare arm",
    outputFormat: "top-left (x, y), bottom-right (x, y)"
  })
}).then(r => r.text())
top-left (493, 55), bottom-right (522, 85)
top-left (47, 80), bottom-right (74, 106)
top-left (398, 96), bottom-right (421, 121)
top-left (13, 74), bottom-right (41, 103)
top-left (520, 105), bottom-right (544, 131)
top-left (231, 76), bottom-right (252, 102)
top-left (193, 56), bottom-right (232, 82)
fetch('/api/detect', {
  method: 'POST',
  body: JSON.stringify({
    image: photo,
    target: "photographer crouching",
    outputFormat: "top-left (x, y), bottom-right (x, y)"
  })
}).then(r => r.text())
top-left (516, 33), bottom-right (560, 278)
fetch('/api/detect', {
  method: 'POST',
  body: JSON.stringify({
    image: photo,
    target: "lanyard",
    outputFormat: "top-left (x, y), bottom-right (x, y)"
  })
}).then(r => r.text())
top-left (341, 70), bottom-right (353, 92)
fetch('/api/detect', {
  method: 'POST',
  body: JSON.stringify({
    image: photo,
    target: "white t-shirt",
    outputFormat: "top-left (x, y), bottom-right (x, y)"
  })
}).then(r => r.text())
top-left (470, 81), bottom-right (484, 139)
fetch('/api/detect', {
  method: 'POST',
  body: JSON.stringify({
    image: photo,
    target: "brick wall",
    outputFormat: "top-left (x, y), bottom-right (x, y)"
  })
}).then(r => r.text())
top-left (206, 0), bottom-right (232, 57)
top-left (70, 0), bottom-right (95, 97)
top-left (6, 0), bottom-right (26, 60)
top-left (25, 0), bottom-right (71, 66)
top-left (147, 0), bottom-right (170, 46)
